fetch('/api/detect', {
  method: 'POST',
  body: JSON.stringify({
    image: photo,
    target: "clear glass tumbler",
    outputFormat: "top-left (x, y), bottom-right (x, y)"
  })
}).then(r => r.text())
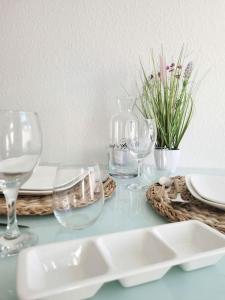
top-left (53, 164), bottom-right (104, 229)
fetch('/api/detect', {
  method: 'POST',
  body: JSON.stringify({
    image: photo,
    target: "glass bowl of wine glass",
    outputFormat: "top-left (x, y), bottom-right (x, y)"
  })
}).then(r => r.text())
top-left (0, 110), bottom-right (42, 257)
top-left (126, 118), bottom-right (157, 191)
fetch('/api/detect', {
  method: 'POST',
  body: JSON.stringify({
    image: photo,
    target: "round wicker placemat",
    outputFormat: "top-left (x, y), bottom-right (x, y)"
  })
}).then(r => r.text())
top-left (0, 176), bottom-right (116, 216)
top-left (146, 176), bottom-right (225, 233)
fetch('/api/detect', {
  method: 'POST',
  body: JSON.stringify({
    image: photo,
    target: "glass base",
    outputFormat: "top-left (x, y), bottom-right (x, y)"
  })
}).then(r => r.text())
top-left (109, 172), bottom-right (138, 179)
top-left (0, 231), bottom-right (38, 257)
top-left (54, 210), bottom-right (101, 230)
top-left (127, 183), bottom-right (144, 191)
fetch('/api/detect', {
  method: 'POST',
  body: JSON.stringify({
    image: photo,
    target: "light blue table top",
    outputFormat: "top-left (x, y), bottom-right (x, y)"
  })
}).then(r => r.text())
top-left (1, 167), bottom-right (225, 300)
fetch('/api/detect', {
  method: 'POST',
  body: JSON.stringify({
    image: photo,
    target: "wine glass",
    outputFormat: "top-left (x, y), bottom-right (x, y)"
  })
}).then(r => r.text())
top-left (0, 110), bottom-right (42, 257)
top-left (126, 118), bottom-right (157, 190)
top-left (53, 164), bottom-right (104, 229)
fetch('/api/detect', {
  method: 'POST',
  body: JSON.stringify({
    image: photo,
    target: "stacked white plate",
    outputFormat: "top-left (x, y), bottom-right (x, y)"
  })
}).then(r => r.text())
top-left (185, 174), bottom-right (225, 210)
top-left (19, 166), bottom-right (84, 195)
top-left (20, 166), bottom-right (58, 195)
top-left (19, 165), bottom-right (109, 196)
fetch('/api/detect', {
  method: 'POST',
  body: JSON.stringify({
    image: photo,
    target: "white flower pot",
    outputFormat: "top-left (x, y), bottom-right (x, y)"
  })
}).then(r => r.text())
top-left (154, 148), bottom-right (181, 173)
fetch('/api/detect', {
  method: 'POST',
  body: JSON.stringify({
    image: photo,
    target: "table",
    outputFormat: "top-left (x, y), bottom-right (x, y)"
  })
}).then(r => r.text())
top-left (1, 167), bottom-right (225, 300)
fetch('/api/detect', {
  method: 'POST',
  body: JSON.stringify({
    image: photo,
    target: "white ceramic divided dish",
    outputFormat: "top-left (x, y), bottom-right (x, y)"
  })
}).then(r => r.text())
top-left (191, 174), bottom-right (225, 204)
top-left (185, 175), bottom-right (225, 210)
top-left (17, 221), bottom-right (225, 300)
top-left (97, 230), bottom-right (176, 287)
top-left (17, 239), bottom-right (110, 300)
top-left (153, 221), bottom-right (225, 271)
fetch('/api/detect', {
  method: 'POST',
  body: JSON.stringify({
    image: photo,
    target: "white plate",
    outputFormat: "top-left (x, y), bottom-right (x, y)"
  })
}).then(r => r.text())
top-left (20, 166), bottom-right (83, 195)
top-left (185, 175), bottom-right (225, 210)
top-left (18, 166), bottom-right (109, 196)
top-left (20, 166), bottom-right (57, 195)
top-left (17, 221), bottom-right (225, 300)
top-left (191, 174), bottom-right (225, 205)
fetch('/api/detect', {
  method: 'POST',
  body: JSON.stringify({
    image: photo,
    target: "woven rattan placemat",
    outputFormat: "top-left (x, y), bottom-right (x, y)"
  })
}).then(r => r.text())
top-left (0, 176), bottom-right (116, 216)
top-left (146, 176), bottom-right (225, 233)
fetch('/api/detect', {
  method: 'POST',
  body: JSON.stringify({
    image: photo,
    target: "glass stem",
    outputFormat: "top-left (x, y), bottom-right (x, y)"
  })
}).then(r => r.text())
top-left (3, 188), bottom-right (20, 240)
top-left (137, 159), bottom-right (143, 179)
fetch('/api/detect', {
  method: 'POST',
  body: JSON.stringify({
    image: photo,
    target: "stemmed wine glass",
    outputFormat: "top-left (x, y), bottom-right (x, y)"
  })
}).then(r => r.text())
top-left (126, 118), bottom-right (157, 191)
top-left (0, 111), bottom-right (42, 257)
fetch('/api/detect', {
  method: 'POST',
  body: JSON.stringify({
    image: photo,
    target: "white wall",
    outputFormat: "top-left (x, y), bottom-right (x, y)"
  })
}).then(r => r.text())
top-left (0, 0), bottom-right (225, 168)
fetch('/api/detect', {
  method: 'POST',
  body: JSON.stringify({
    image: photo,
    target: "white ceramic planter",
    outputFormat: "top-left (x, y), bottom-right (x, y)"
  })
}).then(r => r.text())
top-left (154, 148), bottom-right (180, 173)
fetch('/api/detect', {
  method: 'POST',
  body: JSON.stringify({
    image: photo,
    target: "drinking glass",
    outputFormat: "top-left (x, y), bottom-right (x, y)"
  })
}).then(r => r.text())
top-left (53, 164), bottom-right (104, 229)
top-left (126, 118), bottom-right (157, 190)
top-left (0, 111), bottom-right (42, 257)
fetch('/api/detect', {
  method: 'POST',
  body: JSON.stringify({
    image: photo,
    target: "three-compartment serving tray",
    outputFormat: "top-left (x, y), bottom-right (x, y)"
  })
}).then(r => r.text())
top-left (17, 220), bottom-right (225, 300)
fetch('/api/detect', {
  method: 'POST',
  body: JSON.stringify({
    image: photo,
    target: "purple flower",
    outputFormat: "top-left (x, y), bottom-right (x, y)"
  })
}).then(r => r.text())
top-left (184, 62), bottom-right (193, 80)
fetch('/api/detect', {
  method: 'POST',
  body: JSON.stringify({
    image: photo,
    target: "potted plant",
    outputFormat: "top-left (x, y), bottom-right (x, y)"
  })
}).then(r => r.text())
top-left (137, 48), bottom-right (194, 172)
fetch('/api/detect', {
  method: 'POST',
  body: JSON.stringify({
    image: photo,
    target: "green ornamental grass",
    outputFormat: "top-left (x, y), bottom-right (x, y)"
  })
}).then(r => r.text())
top-left (138, 48), bottom-right (194, 150)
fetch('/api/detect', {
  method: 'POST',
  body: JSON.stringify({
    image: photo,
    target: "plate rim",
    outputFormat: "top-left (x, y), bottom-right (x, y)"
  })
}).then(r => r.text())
top-left (185, 175), bottom-right (225, 210)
